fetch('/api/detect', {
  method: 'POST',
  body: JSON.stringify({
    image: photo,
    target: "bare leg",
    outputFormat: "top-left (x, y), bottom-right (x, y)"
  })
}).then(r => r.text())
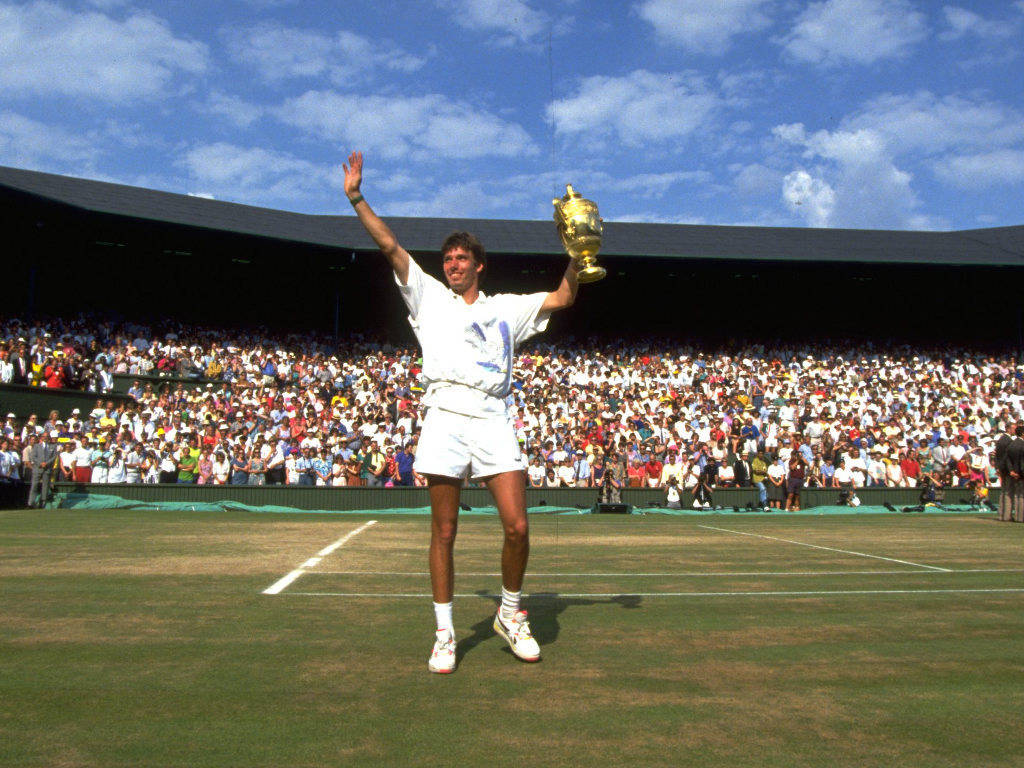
top-left (427, 475), bottom-right (461, 603)
top-left (485, 470), bottom-right (529, 591)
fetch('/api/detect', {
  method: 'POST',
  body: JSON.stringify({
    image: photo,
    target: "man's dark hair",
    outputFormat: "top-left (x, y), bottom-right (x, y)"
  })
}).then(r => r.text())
top-left (441, 231), bottom-right (486, 270)
top-left (1015, 425), bottom-right (1024, 438)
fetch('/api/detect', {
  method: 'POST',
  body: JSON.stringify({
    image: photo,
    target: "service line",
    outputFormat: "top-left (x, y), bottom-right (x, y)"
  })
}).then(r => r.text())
top-left (262, 520), bottom-right (378, 595)
top-left (699, 524), bottom-right (951, 572)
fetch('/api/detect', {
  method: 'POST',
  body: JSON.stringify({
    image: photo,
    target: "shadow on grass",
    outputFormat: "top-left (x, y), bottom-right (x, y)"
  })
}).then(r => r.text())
top-left (457, 591), bottom-right (641, 664)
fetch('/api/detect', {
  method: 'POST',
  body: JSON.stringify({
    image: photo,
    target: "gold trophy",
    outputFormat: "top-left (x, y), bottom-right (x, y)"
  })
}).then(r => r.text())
top-left (553, 184), bottom-right (606, 283)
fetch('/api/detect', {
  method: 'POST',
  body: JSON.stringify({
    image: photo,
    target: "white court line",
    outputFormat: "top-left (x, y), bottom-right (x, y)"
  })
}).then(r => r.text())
top-left (699, 524), bottom-right (951, 572)
top-left (280, 588), bottom-right (1024, 599)
top-left (262, 520), bottom-right (377, 595)
top-left (313, 568), bottom-right (1024, 577)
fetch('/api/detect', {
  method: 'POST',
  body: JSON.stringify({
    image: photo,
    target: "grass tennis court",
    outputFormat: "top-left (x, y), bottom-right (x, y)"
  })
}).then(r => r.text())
top-left (3, 509), bottom-right (1022, 767)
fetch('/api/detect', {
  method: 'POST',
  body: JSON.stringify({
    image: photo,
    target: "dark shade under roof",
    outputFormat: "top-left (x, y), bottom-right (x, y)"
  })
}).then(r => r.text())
top-left (2, 164), bottom-right (1022, 266)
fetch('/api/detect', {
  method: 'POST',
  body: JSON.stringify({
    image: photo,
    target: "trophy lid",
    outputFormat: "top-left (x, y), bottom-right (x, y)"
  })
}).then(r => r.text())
top-left (555, 184), bottom-right (583, 207)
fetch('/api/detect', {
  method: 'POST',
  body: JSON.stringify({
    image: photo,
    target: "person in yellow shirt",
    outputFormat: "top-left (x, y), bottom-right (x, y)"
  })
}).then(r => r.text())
top-left (659, 450), bottom-right (683, 486)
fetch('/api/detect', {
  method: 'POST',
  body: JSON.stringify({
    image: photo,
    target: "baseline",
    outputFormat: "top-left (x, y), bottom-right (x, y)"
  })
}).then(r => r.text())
top-left (314, 567), bottom-right (1024, 577)
top-left (262, 520), bottom-right (378, 595)
top-left (699, 524), bottom-right (951, 571)
top-left (280, 587), bottom-right (1024, 599)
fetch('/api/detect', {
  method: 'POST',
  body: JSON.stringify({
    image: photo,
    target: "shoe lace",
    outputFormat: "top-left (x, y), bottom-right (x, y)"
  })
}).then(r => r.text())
top-left (435, 632), bottom-right (455, 653)
top-left (511, 611), bottom-right (533, 641)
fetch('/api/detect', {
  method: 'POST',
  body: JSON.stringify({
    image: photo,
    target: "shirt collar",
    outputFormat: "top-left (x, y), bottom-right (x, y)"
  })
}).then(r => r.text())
top-left (449, 289), bottom-right (488, 304)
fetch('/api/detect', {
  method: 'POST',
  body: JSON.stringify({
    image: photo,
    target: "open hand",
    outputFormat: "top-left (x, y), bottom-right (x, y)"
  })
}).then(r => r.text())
top-left (343, 151), bottom-right (363, 199)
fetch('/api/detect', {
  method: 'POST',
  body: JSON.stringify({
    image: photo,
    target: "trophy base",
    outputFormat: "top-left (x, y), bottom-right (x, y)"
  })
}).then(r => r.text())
top-left (577, 264), bottom-right (607, 284)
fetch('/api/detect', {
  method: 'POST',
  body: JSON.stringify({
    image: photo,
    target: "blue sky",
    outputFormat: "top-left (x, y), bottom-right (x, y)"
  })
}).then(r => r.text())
top-left (2, 0), bottom-right (1023, 230)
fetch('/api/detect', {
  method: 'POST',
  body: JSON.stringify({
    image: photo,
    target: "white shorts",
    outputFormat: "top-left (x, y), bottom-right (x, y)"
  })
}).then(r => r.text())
top-left (414, 407), bottom-right (526, 481)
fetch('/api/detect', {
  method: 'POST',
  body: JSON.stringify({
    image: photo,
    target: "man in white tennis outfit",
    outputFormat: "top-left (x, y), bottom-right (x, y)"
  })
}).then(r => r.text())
top-left (344, 152), bottom-right (579, 673)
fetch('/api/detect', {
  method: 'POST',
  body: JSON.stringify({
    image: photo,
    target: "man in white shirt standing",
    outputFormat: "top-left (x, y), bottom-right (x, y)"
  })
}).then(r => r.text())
top-left (344, 151), bottom-right (579, 674)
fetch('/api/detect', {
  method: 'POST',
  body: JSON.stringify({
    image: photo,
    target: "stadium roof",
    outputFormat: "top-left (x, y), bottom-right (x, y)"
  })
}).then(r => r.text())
top-left (2, 164), bottom-right (1023, 266)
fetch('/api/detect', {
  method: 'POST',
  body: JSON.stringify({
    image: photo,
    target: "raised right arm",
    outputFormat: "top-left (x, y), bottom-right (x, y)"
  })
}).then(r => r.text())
top-left (343, 151), bottom-right (411, 285)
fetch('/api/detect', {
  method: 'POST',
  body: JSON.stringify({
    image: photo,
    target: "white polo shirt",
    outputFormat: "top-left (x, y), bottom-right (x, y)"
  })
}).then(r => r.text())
top-left (396, 257), bottom-right (550, 418)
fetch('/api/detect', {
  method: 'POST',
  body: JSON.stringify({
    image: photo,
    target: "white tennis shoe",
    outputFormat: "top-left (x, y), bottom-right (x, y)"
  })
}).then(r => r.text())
top-left (493, 609), bottom-right (541, 662)
top-left (428, 628), bottom-right (457, 674)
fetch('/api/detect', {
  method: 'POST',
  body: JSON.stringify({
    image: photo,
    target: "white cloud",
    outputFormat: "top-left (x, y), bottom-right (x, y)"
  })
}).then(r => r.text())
top-left (781, 0), bottom-right (927, 65)
top-left (235, 0), bottom-right (297, 8)
top-left (607, 211), bottom-right (707, 224)
top-left (0, 110), bottom-right (98, 169)
top-left (384, 168), bottom-right (711, 219)
top-left (731, 163), bottom-right (783, 196)
top-left (0, 1), bottom-right (207, 100)
top-left (837, 91), bottom-right (1024, 189)
top-left (770, 90), bottom-right (1024, 224)
top-left (774, 122), bottom-right (923, 228)
top-left (781, 170), bottom-right (835, 227)
top-left (636, 0), bottom-right (773, 54)
top-left (434, 0), bottom-right (550, 45)
top-left (276, 90), bottom-right (537, 160)
top-left (932, 150), bottom-right (1024, 189)
top-left (387, 181), bottom-right (509, 218)
top-left (179, 142), bottom-right (342, 206)
top-left (547, 70), bottom-right (720, 147)
top-left (716, 69), bottom-right (777, 101)
top-left (843, 92), bottom-right (1024, 155)
top-left (223, 22), bottom-right (424, 84)
top-left (200, 91), bottom-right (263, 129)
top-left (375, 172), bottom-right (421, 194)
top-left (600, 171), bottom-right (712, 197)
top-left (83, 0), bottom-right (131, 8)
top-left (940, 5), bottom-right (1017, 40)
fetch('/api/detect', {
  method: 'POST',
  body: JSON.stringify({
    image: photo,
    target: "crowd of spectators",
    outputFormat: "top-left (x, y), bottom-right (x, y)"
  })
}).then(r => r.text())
top-left (3, 315), bottom-right (1022, 509)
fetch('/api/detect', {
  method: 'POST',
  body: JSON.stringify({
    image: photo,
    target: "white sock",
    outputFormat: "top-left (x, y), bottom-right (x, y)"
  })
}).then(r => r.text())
top-left (500, 586), bottom-right (521, 619)
top-left (433, 601), bottom-right (453, 634)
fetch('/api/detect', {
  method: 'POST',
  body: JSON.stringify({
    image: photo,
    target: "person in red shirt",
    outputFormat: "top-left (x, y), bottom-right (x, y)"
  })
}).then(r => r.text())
top-left (955, 456), bottom-right (971, 487)
top-left (644, 455), bottom-right (663, 487)
top-left (384, 447), bottom-right (398, 485)
top-left (900, 452), bottom-right (921, 487)
top-left (627, 458), bottom-right (646, 487)
top-left (201, 424), bottom-right (218, 449)
top-left (43, 358), bottom-right (65, 389)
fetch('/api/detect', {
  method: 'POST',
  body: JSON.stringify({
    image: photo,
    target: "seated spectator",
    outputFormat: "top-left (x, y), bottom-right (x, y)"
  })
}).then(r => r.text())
top-left (627, 458), bottom-right (646, 487)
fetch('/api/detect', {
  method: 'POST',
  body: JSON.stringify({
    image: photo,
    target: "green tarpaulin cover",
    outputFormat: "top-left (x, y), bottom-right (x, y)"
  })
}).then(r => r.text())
top-left (47, 492), bottom-right (991, 517)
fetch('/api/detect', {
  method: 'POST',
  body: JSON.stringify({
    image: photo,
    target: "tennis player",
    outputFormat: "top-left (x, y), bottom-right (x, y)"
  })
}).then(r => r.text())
top-left (343, 152), bottom-right (579, 673)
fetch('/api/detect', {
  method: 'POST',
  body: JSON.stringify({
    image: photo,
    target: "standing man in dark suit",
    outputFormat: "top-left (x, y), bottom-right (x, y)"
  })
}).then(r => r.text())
top-left (734, 450), bottom-right (752, 487)
top-left (27, 430), bottom-right (59, 508)
top-left (734, 449), bottom-right (753, 505)
top-left (9, 341), bottom-right (30, 385)
top-left (1006, 426), bottom-right (1024, 523)
top-left (994, 423), bottom-right (1015, 522)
